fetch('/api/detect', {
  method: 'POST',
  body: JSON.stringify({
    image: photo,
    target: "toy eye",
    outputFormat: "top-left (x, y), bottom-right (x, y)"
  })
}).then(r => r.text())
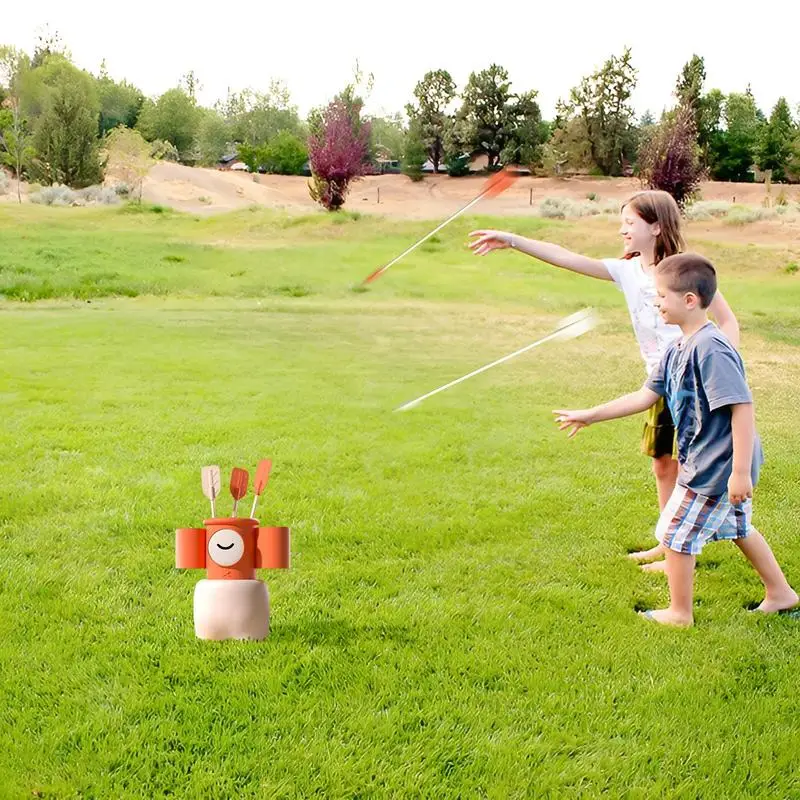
top-left (208, 530), bottom-right (245, 567)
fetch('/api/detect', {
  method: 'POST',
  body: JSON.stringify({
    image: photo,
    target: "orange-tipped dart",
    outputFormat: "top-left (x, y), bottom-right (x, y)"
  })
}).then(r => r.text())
top-left (481, 167), bottom-right (517, 199)
top-left (229, 467), bottom-right (249, 517)
top-left (250, 459), bottom-right (272, 519)
top-left (362, 167), bottom-right (519, 284)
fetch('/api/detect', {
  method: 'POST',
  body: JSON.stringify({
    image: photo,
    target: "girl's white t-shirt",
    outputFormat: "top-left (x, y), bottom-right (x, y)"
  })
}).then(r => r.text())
top-left (603, 256), bottom-right (682, 376)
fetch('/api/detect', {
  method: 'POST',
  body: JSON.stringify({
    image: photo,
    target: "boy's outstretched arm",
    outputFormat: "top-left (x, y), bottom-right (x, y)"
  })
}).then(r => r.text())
top-left (729, 402), bottom-right (755, 504)
top-left (553, 387), bottom-right (660, 438)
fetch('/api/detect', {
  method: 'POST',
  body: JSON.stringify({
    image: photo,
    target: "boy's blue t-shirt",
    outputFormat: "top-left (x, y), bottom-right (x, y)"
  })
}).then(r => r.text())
top-left (646, 323), bottom-right (763, 496)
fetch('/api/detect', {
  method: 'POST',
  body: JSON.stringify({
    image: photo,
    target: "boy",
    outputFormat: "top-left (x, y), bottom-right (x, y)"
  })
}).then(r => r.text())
top-left (553, 253), bottom-right (797, 626)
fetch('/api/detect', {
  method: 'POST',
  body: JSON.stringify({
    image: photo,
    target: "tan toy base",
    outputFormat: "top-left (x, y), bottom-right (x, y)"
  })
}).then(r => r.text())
top-left (193, 579), bottom-right (270, 640)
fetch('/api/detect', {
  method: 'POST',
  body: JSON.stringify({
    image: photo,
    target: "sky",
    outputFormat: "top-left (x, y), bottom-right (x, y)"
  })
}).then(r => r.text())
top-left (5, 0), bottom-right (798, 121)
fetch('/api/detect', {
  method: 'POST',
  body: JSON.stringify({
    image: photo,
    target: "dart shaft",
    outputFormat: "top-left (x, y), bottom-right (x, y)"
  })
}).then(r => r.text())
top-left (395, 314), bottom-right (589, 411)
top-left (364, 191), bottom-right (488, 284)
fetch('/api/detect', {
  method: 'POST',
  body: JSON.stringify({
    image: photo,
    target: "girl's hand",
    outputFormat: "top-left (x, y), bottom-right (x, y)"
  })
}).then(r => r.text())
top-left (468, 230), bottom-right (514, 255)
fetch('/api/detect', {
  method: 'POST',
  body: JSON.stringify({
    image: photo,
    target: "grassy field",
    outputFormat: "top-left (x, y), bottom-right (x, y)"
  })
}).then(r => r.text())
top-left (1, 202), bottom-right (799, 798)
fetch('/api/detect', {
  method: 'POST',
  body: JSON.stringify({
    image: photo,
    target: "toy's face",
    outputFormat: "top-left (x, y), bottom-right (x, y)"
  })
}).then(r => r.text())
top-left (208, 529), bottom-right (245, 567)
top-left (204, 523), bottom-right (258, 579)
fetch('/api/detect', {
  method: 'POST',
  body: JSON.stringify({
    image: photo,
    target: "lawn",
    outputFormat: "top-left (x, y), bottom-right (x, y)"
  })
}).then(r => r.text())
top-left (1, 202), bottom-right (799, 798)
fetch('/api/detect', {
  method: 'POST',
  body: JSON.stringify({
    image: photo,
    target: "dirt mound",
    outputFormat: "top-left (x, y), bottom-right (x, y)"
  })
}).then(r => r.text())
top-left (140, 164), bottom-right (794, 221)
top-left (140, 162), bottom-right (311, 214)
top-left (6, 163), bottom-right (798, 248)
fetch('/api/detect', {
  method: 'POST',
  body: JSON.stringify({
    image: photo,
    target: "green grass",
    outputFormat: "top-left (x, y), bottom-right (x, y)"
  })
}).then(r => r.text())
top-left (1, 204), bottom-right (800, 798)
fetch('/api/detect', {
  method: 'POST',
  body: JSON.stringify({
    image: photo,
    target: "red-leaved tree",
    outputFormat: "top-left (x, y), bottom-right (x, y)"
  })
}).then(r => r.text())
top-left (308, 98), bottom-right (371, 211)
top-left (637, 104), bottom-right (704, 208)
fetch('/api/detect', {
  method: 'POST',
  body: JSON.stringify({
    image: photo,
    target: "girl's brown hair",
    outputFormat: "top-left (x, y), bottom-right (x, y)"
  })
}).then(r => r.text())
top-left (622, 190), bottom-right (685, 264)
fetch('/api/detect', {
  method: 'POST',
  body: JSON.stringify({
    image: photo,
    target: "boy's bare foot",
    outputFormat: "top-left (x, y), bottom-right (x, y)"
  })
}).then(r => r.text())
top-left (641, 560), bottom-right (667, 574)
top-left (639, 609), bottom-right (693, 627)
top-left (628, 544), bottom-right (663, 563)
top-left (751, 589), bottom-right (799, 614)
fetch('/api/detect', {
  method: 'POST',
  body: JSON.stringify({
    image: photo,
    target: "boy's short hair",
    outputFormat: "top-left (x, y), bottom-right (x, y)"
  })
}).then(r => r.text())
top-left (656, 252), bottom-right (717, 308)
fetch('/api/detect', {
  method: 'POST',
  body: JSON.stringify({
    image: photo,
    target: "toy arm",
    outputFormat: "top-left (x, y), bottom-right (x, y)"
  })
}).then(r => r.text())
top-left (256, 527), bottom-right (290, 569)
top-left (176, 528), bottom-right (206, 569)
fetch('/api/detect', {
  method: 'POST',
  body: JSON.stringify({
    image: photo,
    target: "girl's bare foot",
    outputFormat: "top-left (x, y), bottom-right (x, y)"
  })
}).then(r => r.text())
top-left (639, 608), bottom-right (693, 627)
top-left (628, 544), bottom-right (663, 563)
top-left (751, 589), bottom-right (799, 614)
top-left (641, 560), bottom-right (667, 574)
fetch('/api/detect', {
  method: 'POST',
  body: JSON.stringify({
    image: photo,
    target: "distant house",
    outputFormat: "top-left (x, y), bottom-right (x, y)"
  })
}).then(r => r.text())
top-left (468, 153), bottom-right (489, 172)
top-left (419, 152), bottom-right (532, 175)
top-left (467, 153), bottom-right (532, 174)
top-left (420, 159), bottom-right (451, 174)
top-left (218, 152), bottom-right (246, 171)
top-left (375, 159), bottom-right (401, 175)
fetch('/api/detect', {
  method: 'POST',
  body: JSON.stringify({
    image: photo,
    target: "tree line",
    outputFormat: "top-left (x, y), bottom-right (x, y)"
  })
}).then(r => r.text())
top-left (1, 31), bottom-right (798, 211)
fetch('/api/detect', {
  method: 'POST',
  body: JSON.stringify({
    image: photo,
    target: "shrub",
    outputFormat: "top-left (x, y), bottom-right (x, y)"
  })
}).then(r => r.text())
top-left (445, 153), bottom-right (470, 177)
top-left (30, 185), bottom-right (79, 205)
top-left (638, 105), bottom-right (703, 208)
top-left (308, 99), bottom-right (371, 210)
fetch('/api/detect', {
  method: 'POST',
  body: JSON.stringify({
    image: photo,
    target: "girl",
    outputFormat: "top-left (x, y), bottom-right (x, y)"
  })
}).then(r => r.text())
top-left (468, 190), bottom-right (740, 571)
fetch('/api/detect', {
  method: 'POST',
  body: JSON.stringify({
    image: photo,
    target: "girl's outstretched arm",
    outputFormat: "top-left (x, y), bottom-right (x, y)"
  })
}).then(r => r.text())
top-left (708, 290), bottom-right (740, 348)
top-left (469, 230), bottom-right (613, 281)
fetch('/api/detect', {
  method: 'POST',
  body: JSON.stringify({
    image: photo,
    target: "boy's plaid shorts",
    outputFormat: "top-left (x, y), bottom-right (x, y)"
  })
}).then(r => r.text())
top-left (656, 485), bottom-right (754, 555)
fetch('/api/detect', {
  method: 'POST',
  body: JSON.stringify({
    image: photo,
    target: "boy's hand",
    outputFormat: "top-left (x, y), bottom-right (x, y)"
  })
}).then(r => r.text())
top-left (728, 470), bottom-right (753, 506)
top-left (553, 409), bottom-right (594, 438)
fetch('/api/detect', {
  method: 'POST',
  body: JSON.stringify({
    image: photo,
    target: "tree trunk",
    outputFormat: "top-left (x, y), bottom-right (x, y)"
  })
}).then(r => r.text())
top-left (16, 136), bottom-right (22, 204)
